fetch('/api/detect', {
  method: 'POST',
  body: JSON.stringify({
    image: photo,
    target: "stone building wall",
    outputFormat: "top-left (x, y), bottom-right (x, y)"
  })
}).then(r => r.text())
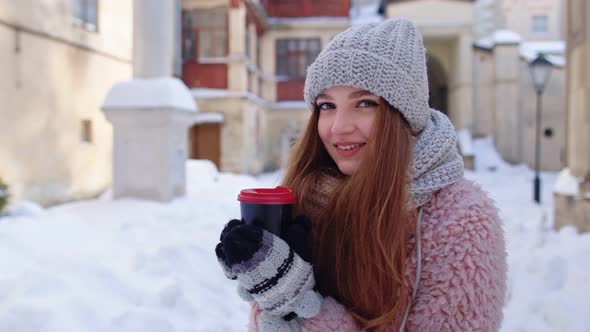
top-left (0, 1), bottom-right (133, 206)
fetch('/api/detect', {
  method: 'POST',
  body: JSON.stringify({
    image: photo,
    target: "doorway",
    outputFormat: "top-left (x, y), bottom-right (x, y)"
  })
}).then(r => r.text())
top-left (189, 123), bottom-right (221, 169)
top-left (426, 54), bottom-right (449, 115)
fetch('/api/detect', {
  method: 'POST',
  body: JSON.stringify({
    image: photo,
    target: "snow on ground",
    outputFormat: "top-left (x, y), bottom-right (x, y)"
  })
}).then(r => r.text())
top-left (465, 138), bottom-right (590, 332)
top-left (1, 140), bottom-right (589, 331)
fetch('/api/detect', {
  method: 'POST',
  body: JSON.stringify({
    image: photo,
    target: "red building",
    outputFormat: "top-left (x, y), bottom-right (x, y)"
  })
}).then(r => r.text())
top-left (180, 0), bottom-right (351, 173)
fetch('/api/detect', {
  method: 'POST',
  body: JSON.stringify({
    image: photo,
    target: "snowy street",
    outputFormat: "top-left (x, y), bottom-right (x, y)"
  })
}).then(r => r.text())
top-left (0, 138), bottom-right (589, 332)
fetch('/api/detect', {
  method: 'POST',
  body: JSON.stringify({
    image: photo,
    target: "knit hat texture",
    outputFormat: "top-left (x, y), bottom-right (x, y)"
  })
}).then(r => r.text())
top-left (304, 18), bottom-right (430, 133)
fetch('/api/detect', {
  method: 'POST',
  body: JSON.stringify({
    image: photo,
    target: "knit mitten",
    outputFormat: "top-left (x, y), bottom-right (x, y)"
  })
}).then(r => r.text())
top-left (215, 219), bottom-right (322, 329)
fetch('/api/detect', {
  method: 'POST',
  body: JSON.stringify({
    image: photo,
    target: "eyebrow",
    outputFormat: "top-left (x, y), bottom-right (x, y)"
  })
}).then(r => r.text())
top-left (316, 90), bottom-right (377, 102)
top-left (349, 90), bottom-right (376, 99)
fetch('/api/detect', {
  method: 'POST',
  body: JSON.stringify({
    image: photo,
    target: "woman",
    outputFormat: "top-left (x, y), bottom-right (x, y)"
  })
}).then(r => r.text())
top-left (215, 18), bottom-right (506, 331)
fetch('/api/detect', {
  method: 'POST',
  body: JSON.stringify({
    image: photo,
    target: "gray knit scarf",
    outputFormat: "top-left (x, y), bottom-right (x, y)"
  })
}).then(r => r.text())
top-left (411, 109), bottom-right (464, 207)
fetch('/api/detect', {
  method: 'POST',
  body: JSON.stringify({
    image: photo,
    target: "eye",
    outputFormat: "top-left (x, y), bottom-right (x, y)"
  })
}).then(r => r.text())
top-left (317, 102), bottom-right (335, 111)
top-left (357, 100), bottom-right (379, 108)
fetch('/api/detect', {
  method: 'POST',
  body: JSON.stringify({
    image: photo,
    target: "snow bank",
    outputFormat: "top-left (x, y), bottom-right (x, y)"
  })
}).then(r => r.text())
top-left (0, 161), bottom-right (270, 332)
top-left (2, 201), bottom-right (45, 218)
top-left (463, 138), bottom-right (589, 332)
top-left (554, 168), bottom-right (580, 196)
top-left (457, 129), bottom-right (474, 156)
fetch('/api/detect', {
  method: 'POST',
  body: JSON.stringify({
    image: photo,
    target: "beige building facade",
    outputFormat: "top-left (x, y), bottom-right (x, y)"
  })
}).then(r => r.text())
top-left (554, 0), bottom-right (590, 232)
top-left (384, 0), bottom-right (475, 130)
top-left (474, 0), bottom-right (564, 41)
top-left (0, 1), bottom-right (133, 206)
top-left (472, 0), bottom-right (566, 171)
top-left (501, 0), bottom-right (564, 41)
top-left (185, 0), bottom-right (482, 174)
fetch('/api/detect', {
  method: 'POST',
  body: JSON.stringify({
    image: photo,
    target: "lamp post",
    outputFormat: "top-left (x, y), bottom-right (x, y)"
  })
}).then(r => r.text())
top-left (528, 53), bottom-right (553, 204)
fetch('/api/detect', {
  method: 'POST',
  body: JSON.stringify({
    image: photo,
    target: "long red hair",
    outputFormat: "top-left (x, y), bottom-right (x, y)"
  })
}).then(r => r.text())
top-left (282, 101), bottom-right (416, 331)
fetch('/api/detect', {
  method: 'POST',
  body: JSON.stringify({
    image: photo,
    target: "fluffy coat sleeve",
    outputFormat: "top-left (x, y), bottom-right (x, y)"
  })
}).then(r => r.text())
top-left (248, 180), bottom-right (507, 332)
top-left (405, 180), bottom-right (507, 331)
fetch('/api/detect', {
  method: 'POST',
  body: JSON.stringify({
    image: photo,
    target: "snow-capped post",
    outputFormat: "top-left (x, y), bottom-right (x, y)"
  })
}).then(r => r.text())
top-left (101, 0), bottom-right (197, 202)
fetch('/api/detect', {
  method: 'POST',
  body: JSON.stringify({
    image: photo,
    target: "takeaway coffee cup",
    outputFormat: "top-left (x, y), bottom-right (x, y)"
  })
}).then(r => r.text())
top-left (237, 186), bottom-right (295, 237)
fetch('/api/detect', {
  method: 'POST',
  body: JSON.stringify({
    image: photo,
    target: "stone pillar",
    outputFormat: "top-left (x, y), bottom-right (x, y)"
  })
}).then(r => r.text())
top-left (101, 0), bottom-right (198, 202)
top-left (472, 45), bottom-right (495, 137)
top-left (554, 0), bottom-right (590, 232)
top-left (102, 78), bottom-right (197, 202)
top-left (133, 0), bottom-right (177, 78)
top-left (492, 30), bottom-right (522, 163)
top-left (228, 2), bottom-right (248, 92)
top-left (451, 31), bottom-right (474, 130)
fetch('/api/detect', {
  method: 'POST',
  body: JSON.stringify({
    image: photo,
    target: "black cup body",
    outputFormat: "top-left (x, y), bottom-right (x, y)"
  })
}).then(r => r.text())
top-left (240, 202), bottom-right (292, 238)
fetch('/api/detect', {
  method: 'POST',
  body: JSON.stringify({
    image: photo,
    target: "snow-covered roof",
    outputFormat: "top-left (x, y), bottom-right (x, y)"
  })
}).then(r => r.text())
top-left (350, 4), bottom-right (384, 25)
top-left (474, 37), bottom-right (494, 50)
top-left (194, 112), bottom-right (224, 124)
top-left (191, 88), bottom-right (239, 99)
top-left (190, 89), bottom-right (309, 111)
top-left (102, 77), bottom-right (197, 113)
top-left (271, 101), bottom-right (308, 110)
top-left (493, 30), bottom-right (522, 45)
top-left (520, 41), bottom-right (566, 67)
top-left (475, 32), bottom-right (565, 67)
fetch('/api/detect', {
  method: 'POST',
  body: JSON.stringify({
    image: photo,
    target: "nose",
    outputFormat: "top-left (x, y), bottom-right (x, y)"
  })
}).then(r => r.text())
top-left (331, 110), bottom-right (355, 135)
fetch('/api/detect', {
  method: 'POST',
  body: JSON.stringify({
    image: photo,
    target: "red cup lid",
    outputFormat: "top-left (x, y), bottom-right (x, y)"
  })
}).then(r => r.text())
top-left (237, 186), bottom-right (296, 204)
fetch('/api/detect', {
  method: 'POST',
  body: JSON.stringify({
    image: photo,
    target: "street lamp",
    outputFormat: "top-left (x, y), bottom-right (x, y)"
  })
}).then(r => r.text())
top-left (528, 53), bottom-right (553, 204)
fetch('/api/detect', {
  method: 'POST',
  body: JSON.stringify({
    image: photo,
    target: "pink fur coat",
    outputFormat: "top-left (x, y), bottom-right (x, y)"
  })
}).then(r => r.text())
top-left (248, 179), bottom-right (507, 331)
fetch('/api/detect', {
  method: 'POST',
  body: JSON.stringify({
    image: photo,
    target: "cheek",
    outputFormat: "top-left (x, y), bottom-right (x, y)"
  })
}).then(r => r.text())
top-left (360, 116), bottom-right (376, 139)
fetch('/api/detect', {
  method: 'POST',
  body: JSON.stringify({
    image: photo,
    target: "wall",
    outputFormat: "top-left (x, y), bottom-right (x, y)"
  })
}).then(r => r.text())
top-left (518, 59), bottom-right (565, 171)
top-left (266, 107), bottom-right (312, 170)
top-left (565, 0), bottom-right (590, 177)
top-left (194, 97), bottom-right (266, 174)
top-left (263, 0), bottom-right (350, 17)
top-left (472, 48), bottom-right (495, 137)
top-left (493, 43), bottom-right (521, 163)
top-left (501, 0), bottom-right (564, 41)
top-left (0, 1), bottom-right (133, 206)
top-left (474, 0), bottom-right (502, 39)
top-left (386, 0), bottom-right (474, 130)
top-left (386, 0), bottom-right (473, 24)
top-left (259, 21), bottom-right (349, 103)
top-left (553, 0), bottom-right (590, 233)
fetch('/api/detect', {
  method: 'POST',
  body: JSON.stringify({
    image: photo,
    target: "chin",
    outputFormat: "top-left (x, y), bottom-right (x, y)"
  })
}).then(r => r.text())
top-left (337, 163), bottom-right (358, 176)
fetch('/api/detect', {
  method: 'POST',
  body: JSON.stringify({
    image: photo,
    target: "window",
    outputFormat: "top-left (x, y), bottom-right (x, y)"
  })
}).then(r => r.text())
top-left (81, 120), bottom-right (93, 143)
top-left (72, 0), bottom-right (98, 32)
top-left (182, 8), bottom-right (228, 60)
top-left (276, 39), bottom-right (321, 80)
top-left (531, 15), bottom-right (548, 34)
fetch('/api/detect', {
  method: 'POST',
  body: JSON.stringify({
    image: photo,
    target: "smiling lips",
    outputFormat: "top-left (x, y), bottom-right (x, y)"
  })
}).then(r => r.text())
top-left (334, 143), bottom-right (366, 157)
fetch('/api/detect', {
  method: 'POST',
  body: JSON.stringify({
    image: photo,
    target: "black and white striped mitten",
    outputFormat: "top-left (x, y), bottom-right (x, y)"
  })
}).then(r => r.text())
top-left (215, 219), bottom-right (322, 331)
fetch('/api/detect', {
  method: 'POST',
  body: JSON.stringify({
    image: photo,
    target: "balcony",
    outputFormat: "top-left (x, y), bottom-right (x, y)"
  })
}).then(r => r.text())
top-left (261, 0), bottom-right (350, 18)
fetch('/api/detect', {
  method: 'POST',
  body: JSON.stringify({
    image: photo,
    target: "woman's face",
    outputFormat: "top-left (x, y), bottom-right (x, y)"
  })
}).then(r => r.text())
top-left (316, 86), bottom-right (379, 175)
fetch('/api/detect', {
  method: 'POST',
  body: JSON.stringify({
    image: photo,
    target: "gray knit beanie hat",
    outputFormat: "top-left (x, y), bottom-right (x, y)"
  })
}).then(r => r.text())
top-left (304, 18), bottom-right (430, 134)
